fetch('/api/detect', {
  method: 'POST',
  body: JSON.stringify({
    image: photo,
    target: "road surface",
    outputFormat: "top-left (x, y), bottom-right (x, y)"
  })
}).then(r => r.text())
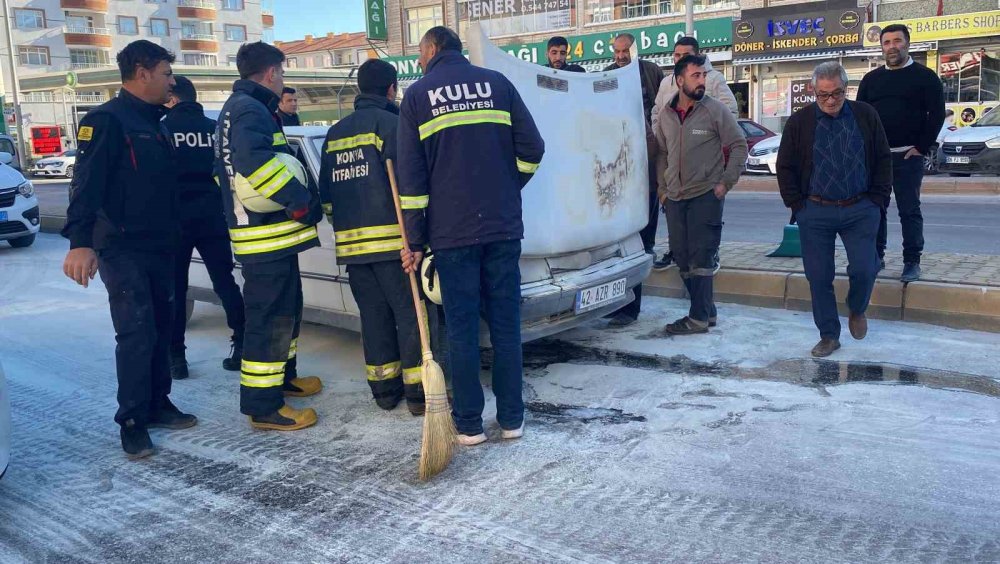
top-left (1, 234), bottom-right (998, 563)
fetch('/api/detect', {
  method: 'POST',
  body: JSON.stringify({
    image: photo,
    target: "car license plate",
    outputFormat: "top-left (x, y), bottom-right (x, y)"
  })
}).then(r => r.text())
top-left (0, 211), bottom-right (6, 221)
top-left (947, 156), bottom-right (971, 164)
top-left (747, 158), bottom-right (761, 165)
top-left (575, 278), bottom-right (628, 314)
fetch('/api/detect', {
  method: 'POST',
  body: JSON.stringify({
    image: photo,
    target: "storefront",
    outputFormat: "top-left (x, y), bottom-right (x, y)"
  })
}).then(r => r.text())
top-left (862, 10), bottom-right (1000, 127)
top-left (733, 0), bottom-right (872, 133)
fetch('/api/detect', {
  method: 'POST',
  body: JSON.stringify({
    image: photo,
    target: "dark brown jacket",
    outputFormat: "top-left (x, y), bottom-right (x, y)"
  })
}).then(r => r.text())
top-left (777, 100), bottom-right (892, 211)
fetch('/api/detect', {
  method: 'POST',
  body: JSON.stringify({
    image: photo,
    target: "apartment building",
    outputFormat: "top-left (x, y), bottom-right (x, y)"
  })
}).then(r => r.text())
top-left (276, 32), bottom-right (375, 70)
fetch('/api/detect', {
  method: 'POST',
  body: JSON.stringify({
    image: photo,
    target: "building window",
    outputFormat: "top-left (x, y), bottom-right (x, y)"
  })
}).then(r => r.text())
top-left (183, 53), bottom-right (218, 66)
top-left (222, 0), bottom-right (244, 10)
top-left (70, 48), bottom-right (111, 69)
top-left (150, 18), bottom-right (169, 37)
top-left (14, 9), bottom-right (45, 30)
top-left (584, 0), bottom-right (736, 25)
top-left (406, 6), bottom-right (442, 46)
top-left (118, 16), bottom-right (138, 36)
top-left (224, 24), bottom-right (247, 42)
top-left (182, 21), bottom-right (214, 39)
top-left (65, 14), bottom-right (95, 33)
top-left (227, 55), bottom-right (238, 66)
top-left (286, 57), bottom-right (298, 69)
top-left (18, 46), bottom-right (50, 66)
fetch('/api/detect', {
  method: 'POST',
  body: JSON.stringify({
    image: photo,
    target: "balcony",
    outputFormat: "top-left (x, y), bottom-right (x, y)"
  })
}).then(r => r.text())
top-left (180, 34), bottom-right (219, 52)
top-left (262, 12), bottom-right (274, 27)
top-left (178, 0), bottom-right (216, 20)
top-left (60, 0), bottom-right (108, 12)
top-left (70, 62), bottom-right (113, 70)
top-left (64, 26), bottom-right (112, 48)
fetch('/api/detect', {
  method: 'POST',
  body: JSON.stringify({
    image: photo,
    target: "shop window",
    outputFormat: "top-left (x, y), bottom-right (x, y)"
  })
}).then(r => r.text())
top-left (406, 6), bottom-right (442, 46)
top-left (585, 0), bottom-right (735, 25)
top-left (940, 51), bottom-right (1000, 104)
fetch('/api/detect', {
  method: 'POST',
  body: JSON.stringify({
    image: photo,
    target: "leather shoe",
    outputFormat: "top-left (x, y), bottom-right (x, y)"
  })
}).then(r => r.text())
top-left (811, 338), bottom-right (841, 358)
top-left (901, 262), bottom-right (921, 283)
top-left (848, 312), bottom-right (868, 340)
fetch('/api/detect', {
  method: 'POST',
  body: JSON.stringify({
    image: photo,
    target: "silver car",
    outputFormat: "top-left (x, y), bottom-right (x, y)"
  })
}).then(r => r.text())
top-left (31, 150), bottom-right (77, 178)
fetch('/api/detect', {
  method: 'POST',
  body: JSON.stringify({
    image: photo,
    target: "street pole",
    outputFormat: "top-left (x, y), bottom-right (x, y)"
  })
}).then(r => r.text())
top-left (1, 0), bottom-right (29, 168)
top-left (335, 67), bottom-right (356, 120)
top-left (685, 0), bottom-right (694, 36)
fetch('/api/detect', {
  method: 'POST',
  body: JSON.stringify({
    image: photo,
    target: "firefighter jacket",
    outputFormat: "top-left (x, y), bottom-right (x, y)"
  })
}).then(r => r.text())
top-left (318, 94), bottom-right (403, 265)
top-left (396, 50), bottom-right (545, 251)
top-left (62, 89), bottom-right (178, 251)
top-left (214, 79), bottom-right (320, 264)
top-left (162, 101), bottom-right (222, 223)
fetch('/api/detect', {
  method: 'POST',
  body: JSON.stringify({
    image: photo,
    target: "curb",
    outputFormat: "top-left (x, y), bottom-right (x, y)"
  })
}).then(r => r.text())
top-left (645, 267), bottom-right (1000, 334)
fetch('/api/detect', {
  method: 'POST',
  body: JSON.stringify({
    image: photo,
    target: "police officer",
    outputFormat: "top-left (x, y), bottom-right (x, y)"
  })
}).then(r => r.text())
top-left (318, 59), bottom-right (425, 416)
top-left (62, 40), bottom-right (196, 459)
top-left (398, 27), bottom-right (544, 445)
top-left (215, 41), bottom-right (323, 431)
top-left (163, 75), bottom-right (245, 379)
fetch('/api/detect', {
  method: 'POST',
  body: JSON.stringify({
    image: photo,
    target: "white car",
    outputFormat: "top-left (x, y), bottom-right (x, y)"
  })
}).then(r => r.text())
top-left (0, 361), bottom-right (10, 480)
top-left (745, 134), bottom-right (781, 175)
top-left (0, 152), bottom-right (40, 248)
top-left (31, 149), bottom-right (77, 178)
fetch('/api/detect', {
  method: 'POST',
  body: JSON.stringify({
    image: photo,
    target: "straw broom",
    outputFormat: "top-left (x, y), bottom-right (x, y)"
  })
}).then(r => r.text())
top-left (386, 160), bottom-right (456, 480)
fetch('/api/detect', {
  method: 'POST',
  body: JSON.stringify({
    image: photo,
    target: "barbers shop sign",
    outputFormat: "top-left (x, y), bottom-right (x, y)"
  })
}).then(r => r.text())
top-left (733, 0), bottom-right (864, 57)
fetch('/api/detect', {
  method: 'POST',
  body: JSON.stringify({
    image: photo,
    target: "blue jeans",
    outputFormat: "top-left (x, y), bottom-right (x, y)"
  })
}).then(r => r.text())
top-left (434, 240), bottom-right (524, 435)
top-left (877, 153), bottom-right (924, 263)
top-left (797, 198), bottom-right (881, 340)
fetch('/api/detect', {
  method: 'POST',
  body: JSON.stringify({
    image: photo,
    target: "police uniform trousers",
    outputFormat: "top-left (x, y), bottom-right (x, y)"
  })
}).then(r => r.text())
top-left (346, 261), bottom-right (423, 405)
top-left (239, 254), bottom-right (304, 416)
top-left (171, 214), bottom-right (246, 353)
top-left (97, 248), bottom-right (175, 426)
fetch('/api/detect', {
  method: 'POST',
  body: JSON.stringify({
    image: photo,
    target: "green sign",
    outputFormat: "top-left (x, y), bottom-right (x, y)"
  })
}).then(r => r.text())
top-left (66, 71), bottom-right (78, 88)
top-left (365, 0), bottom-right (387, 41)
top-left (383, 17), bottom-right (732, 79)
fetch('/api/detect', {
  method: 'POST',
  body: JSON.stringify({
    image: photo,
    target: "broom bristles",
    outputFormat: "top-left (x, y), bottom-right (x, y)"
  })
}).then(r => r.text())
top-left (419, 357), bottom-right (455, 481)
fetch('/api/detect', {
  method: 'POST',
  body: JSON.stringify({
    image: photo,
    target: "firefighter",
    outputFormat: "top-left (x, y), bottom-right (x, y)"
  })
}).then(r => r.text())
top-left (215, 41), bottom-right (323, 431)
top-left (61, 40), bottom-right (197, 459)
top-left (163, 75), bottom-right (245, 379)
top-left (318, 59), bottom-right (425, 416)
top-left (397, 27), bottom-right (545, 445)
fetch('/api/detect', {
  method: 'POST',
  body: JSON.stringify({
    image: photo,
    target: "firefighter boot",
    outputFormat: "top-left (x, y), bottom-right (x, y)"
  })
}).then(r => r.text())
top-left (369, 377), bottom-right (404, 411)
top-left (222, 334), bottom-right (242, 372)
top-left (404, 382), bottom-right (425, 416)
top-left (170, 349), bottom-right (189, 380)
top-left (121, 419), bottom-right (154, 460)
top-left (249, 405), bottom-right (318, 431)
top-left (283, 377), bottom-right (323, 397)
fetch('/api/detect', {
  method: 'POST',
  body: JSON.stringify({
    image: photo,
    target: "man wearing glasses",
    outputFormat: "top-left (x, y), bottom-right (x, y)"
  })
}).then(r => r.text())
top-left (776, 62), bottom-right (892, 358)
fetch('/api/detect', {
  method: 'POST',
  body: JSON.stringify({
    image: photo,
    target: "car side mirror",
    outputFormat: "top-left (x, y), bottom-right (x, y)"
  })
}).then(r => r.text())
top-left (0, 152), bottom-right (12, 166)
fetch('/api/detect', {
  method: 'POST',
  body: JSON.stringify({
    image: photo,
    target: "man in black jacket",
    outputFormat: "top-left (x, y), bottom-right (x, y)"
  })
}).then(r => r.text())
top-left (777, 62), bottom-right (892, 358)
top-left (544, 36), bottom-right (585, 73)
top-left (277, 87), bottom-right (301, 126)
top-left (163, 76), bottom-right (245, 379)
top-left (62, 40), bottom-right (196, 459)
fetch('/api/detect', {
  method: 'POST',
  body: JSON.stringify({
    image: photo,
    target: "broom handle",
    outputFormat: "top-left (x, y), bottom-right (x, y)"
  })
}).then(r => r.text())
top-left (386, 160), bottom-right (433, 360)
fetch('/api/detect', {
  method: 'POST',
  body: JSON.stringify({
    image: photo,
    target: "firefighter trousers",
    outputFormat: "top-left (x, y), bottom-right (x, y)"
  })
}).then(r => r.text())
top-left (346, 261), bottom-right (423, 406)
top-left (239, 254), bottom-right (303, 417)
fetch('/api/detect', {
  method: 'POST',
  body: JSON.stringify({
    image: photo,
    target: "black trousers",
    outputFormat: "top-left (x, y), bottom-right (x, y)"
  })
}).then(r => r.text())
top-left (97, 249), bottom-right (175, 426)
top-left (666, 190), bottom-right (724, 323)
top-left (347, 261), bottom-right (422, 402)
top-left (171, 216), bottom-right (245, 352)
top-left (877, 153), bottom-right (925, 264)
top-left (239, 255), bottom-right (303, 416)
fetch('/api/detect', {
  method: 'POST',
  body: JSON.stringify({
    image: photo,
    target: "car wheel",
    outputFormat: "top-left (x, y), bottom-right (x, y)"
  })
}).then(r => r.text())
top-left (8, 233), bottom-right (35, 248)
top-left (949, 173), bottom-right (972, 177)
top-left (924, 145), bottom-right (939, 175)
top-left (64, 165), bottom-right (74, 179)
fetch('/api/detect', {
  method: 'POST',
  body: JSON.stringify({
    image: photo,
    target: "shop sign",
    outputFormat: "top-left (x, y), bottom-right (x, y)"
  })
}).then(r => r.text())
top-left (949, 103), bottom-right (997, 128)
top-left (733, 0), bottom-right (864, 57)
top-left (863, 11), bottom-right (1000, 48)
top-left (365, 0), bottom-right (388, 41)
top-left (383, 16), bottom-right (732, 79)
top-left (790, 79), bottom-right (815, 113)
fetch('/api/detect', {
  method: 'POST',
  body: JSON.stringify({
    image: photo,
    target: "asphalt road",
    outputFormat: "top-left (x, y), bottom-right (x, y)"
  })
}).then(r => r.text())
top-left (32, 179), bottom-right (1000, 255)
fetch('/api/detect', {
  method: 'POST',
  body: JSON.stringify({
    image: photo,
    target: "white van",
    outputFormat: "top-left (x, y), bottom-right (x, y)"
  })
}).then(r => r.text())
top-left (187, 39), bottom-right (653, 342)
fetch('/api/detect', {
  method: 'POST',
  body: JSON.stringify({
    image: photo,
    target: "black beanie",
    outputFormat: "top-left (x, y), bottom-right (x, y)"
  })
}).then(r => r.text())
top-left (358, 59), bottom-right (398, 96)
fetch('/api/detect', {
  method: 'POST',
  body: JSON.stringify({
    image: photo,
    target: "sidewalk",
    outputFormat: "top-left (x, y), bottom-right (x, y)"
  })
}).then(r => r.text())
top-left (646, 241), bottom-right (1000, 333)
top-left (733, 174), bottom-right (1000, 195)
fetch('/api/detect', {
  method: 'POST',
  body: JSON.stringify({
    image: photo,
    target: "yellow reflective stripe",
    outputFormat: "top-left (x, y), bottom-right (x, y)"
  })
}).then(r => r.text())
top-left (400, 195), bottom-right (428, 210)
top-left (322, 203), bottom-right (333, 215)
top-left (241, 360), bottom-right (285, 373)
top-left (326, 133), bottom-right (384, 152)
top-left (418, 110), bottom-right (512, 141)
top-left (256, 167), bottom-right (294, 199)
top-left (241, 373), bottom-right (285, 388)
top-left (273, 132), bottom-right (287, 146)
top-left (229, 220), bottom-right (305, 242)
top-left (366, 361), bottom-right (401, 381)
top-left (288, 338), bottom-right (298, 359)
top-left (233, 226), bottom-right (319, 255)
top-left (213, 175), bottom-right (220, 186)
top-left (247, 156), bottom-right (284, 187)
top-left (402, 366), bottom-right (422, 385)
top-left (334, 224), bottom-right (401, 244)
top-left (517, 158), bottom-right (540, 174)
top-left (335, 238), bottom-right (403, 258)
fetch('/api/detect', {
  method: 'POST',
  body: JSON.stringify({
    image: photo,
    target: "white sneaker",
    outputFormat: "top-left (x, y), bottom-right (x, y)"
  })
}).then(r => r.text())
top-left (456, 432), bottom-right (487, 446)
top-left (500, 421), bottom-right (525, 440)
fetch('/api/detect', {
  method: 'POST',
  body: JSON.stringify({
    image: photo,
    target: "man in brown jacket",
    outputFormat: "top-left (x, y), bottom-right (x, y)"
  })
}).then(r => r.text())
top-left (654, 55), bottom-right (748, 335)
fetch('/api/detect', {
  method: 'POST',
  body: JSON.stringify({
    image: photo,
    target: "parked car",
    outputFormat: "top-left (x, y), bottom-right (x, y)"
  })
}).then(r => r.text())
top-left (31, 149), bottom-right (77, 178)
top-left (745, 134), bottom-right (781, 175)
top-left (938, 108), bottom-right (1000, 177)
top-left (0, 134), bottom-right (21, 172)
top-left (0, 361), bottom-right (9, 480)
top-left (0, 152), bottom-right (39, 247)
top-left (188, 56), bottom-right (654, 343)
top-left (738, 119), bottom-right (777, 153)
top-left (925, 120), bottom-right (958, 175)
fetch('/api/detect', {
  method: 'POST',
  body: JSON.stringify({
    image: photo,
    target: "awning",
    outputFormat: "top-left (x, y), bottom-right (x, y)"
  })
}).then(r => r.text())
top-left (733, 43), bottom-right (935, 65)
